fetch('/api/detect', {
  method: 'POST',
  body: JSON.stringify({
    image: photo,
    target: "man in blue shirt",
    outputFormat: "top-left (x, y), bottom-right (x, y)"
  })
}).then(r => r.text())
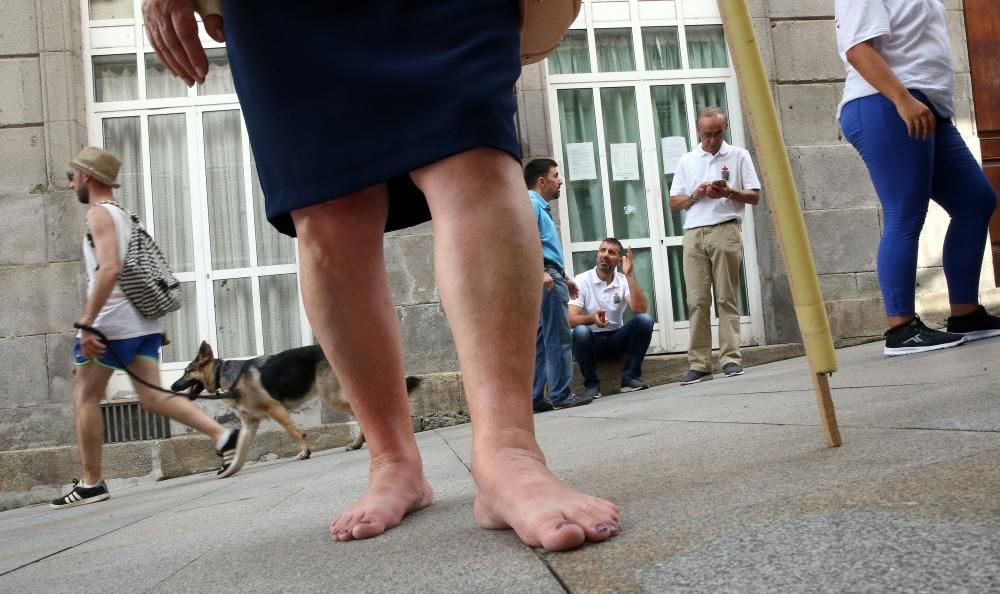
top-left (526, 159), bottom-right (593, 411)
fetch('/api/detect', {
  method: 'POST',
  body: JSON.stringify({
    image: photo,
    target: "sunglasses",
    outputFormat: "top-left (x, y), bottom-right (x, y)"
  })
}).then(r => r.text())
top-left (66, 170), bottom-right (75, 183)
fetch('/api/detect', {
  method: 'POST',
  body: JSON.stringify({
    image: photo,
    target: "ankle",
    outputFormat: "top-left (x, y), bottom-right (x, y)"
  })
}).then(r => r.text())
top-left (949, 304), bottom-right (981, 318)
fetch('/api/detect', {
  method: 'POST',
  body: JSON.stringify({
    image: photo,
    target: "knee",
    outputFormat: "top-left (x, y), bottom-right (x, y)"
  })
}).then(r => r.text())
top-left (634, 314), bottom-right (654, 335)
top-left (571, 325), bottom-right (593, 347)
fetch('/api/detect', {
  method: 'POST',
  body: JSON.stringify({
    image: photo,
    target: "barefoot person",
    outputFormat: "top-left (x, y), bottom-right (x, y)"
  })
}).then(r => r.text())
top-left (53, 147), bottom-right (239, 509)
top-left (142, 0), bottom-right (619, 550)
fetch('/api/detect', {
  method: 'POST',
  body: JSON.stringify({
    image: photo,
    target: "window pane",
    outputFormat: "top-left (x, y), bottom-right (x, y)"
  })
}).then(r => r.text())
top-left (93, 54), bottom-right (137, 102)
top-left (622, 247), bottom-right (657, 322)
top-left (260, 274), bottom-right (302, 353)
top-left (548, 30), bottom-right (591, 74)
top-left (89, 0), bottom-right (131, 20)
top-left (145, 53), bottom-right (187, 100)
top-left (203, 110), bottom-right (249, 269)
top-left (214, 277), bottom-right (255, 357)
top-left (572, 251), bottom-right (597, 276)
top-left (686, 25), bottom-right (728, 69)
top-left (149, 114), bottom-right (194, 272)
top-left (161, 283), bottom-right (198, 364)
top-left (642, 27), bottom-right (680, 71)
top-left (102, 117), bottom-right (145, 221)
top-left (650, 85), bottom-right (689, 237)
top-left (667, 245), bottom-right (688, 322)
top-left (252, 151), bottom-right (295, 266)
top-left (600, 87), bottom-right (648, 239)
top-left (692, 83), bottom-right (732, 143)
top-left (198, 48), bottom-right (236, 95)
top-left (595, 28), bottom-right (635, 72)
top-left (557, 89), bottom-right (606, 242)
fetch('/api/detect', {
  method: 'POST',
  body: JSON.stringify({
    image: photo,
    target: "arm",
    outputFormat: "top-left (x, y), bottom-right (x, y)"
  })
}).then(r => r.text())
top-left (569, 304), bottom-right (607, 329)
top-left (621, 248), bottom-right (648, 315)
top-left (78, 207), bottom-right (122, 357)
top-left (845, 40), bottom-right (936, 139)
top-left (706, 184), bottom-right (760, 206)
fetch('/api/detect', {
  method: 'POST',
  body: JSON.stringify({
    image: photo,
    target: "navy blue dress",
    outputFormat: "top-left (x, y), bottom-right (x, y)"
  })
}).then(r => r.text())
top-left (223, 0), bottom-right (522, 237)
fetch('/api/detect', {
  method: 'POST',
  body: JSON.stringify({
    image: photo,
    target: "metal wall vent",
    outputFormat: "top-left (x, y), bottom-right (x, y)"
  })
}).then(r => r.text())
top-left (101, 400), bottom-right (171, 443)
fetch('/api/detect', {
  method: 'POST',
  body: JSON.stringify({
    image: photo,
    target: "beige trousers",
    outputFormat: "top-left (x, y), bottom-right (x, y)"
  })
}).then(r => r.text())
top-left (682, 220), bottom-right (743, 372)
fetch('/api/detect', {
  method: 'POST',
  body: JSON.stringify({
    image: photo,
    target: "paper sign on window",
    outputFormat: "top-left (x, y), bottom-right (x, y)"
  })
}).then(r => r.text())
top-left (566, 142), bottom-right (598, 181)
top-left (660, 136), bottom-right (688, 175)
top-left (610, 143), bottom-right (640, 181)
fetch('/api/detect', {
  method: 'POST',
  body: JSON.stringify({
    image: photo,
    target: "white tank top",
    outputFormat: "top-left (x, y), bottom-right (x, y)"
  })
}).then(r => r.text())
top-left (82, 202), bottom-right (162, 340)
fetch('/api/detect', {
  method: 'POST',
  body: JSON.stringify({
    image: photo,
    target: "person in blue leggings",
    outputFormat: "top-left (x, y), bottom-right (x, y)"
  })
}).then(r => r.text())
top-left (835, 0), bottom-right (1000, 356)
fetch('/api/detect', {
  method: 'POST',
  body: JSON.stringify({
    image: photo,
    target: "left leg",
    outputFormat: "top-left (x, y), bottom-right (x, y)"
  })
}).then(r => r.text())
top-left (707, 222), bottom-right (744, 367)
top-left (411, 147), bottom-right (619, 552)
top-left (608, 315), bottom-right (654, 386)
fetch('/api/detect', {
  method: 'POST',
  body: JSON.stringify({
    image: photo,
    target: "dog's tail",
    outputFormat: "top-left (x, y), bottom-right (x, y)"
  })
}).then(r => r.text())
top-left (405, 376), bottom-right (422, 393)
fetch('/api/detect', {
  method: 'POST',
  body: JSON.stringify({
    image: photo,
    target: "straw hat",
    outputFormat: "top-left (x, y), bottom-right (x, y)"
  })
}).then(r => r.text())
top-left (68, 146), bottom-right (122, 188)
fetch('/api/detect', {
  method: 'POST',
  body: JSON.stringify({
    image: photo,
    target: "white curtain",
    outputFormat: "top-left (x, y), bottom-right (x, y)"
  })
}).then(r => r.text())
top-left (102, 116), bottom-right (145, 221)
top-left (686, 25), bottom-right (728, 69)
top-left (642, 27), bottom-right (681, 71)
top-left (251, 151), bottom-right (295, 266)
top-left (149, 113), bottom-right (194, 272)
top-left (161, 283), bottom-right (198, 364)
top-left (89, 0), bottom-right (132, 20)
top-left (596, 29), bottom-right (635, 73)
top-left (93, 54), bottom-right (137, 102)
top-left (600, 87), bottom-right (649, 240)
top-left (548, 30), bottom-right (591, 75)
top-left (200, 49), bottom-right (236, 96)
top-left (214, 278), bottom-right (255, 357)
top-left (145, 53), bottom-right (187, 100)
top-left (557, 88), bottom-right (605, 243)
top-left (261, 274), bottom-right (302, 353)
top-left (203, 110), bottom-right (249, 270)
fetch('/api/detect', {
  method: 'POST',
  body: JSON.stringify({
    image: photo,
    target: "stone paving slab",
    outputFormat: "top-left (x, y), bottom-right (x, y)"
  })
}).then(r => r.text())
top-left (1, 339), bottom-right (998, 592)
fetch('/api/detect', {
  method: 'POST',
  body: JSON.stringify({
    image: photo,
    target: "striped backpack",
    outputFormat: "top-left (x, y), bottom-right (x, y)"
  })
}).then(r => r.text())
top-left (93, 201), bottom-right (182, 319)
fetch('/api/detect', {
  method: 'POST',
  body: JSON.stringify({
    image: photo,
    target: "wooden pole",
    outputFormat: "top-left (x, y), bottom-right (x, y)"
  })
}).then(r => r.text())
top-left (717, 0), bottom-right (842, 446)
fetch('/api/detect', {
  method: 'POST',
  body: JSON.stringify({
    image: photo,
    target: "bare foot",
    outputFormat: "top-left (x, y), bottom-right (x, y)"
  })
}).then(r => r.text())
top-left (472, 445), bottom-right (620, 551)
top-left (329, 459), bottom-right (433, 541)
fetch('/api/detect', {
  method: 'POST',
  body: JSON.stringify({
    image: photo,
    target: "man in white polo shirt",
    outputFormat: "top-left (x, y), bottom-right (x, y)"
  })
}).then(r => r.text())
top-left (569, 238), bottom-right (653, 399)
top-left (669, 107), bottom-right (761, 385)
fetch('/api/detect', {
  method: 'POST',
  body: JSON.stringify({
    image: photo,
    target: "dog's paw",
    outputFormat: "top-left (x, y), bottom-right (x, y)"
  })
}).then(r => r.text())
top-left (297, 449), bottom-right (311, 460)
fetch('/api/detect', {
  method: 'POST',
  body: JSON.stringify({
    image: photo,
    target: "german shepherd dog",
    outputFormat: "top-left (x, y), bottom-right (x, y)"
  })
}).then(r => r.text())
top-left (171, 341), bottom-right (421, 477)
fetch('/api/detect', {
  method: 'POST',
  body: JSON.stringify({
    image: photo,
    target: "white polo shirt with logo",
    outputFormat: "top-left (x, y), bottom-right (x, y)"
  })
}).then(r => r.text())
top-left (569, 268), bottom-right (631, 334)
top-left (669, 142), bottom-right (761, 230)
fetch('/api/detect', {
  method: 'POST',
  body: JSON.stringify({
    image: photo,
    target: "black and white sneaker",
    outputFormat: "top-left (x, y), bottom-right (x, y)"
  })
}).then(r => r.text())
top-left (722, 363), bottom-right (745, 377)
top-left (946, 306), bottom-right (1000, 342)
top-left (884, 317), bottom-right (966, 356)
top-left (216, 428), bottom-right (242, 479)
top-left (680, 369), bottom-right (713, 385)
top-left (620, 378), bottom-right (649, 393)
top-left (50, 479), bottom-right (110, 509)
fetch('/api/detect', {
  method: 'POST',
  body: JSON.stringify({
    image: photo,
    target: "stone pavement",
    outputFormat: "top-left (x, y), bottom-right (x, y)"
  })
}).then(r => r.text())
top-left (1, 340), bottom-right (998, 593)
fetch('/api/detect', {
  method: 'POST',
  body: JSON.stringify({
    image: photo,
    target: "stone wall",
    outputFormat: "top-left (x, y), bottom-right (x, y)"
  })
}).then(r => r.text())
top-left (0, 0), bottom-right (88, 452)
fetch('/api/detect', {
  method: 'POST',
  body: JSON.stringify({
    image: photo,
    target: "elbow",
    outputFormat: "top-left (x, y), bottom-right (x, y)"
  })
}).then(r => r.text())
top-left (102, 263), bottom-right (122, 279)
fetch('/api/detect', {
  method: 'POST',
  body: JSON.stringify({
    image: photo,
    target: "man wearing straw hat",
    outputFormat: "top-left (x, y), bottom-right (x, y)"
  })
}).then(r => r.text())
top-left (52, 146), bottom-right (240, 509)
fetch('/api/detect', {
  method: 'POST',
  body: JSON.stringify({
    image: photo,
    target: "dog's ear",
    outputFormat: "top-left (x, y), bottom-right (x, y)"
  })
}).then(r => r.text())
top-left (198, 340), bottom-right (214, 360)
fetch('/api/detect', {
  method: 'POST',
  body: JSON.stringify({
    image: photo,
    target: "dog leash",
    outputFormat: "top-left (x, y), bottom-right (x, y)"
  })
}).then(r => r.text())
top-left (73, 323), bottom-right (236, 400)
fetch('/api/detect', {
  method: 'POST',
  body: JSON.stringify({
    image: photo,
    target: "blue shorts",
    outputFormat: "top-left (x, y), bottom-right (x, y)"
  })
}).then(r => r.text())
top-left (73, 333), bottom-right (162, 371)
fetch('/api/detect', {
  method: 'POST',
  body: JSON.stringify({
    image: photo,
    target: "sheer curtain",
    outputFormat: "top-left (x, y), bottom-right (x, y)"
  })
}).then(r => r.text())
top-left (161, 283), bottom-right (198, 364)
top-left (685, 25), bottom-right (728, 69)
top-left (557, 89), bottom-right (605, 242)
top-left (693, 83), bottom-right (731, 143)
top-left (596, 29), bottom-right (635, 73)
top-left (251, 151), bottom-right (295, 266)
top-left (102, 117), bottom-right (145, 221)
top-left (145, 53), bottom-right (187, 100)
top-left (260, 274), bottom-right (301, 353)
top-left (93, 54), bottom-right (137, 102)
top-left (623, 248), bottom-right (657, 322)
top-left (650, 85), bottom-right (688, 237)
top-left (149, 113), bottom-right (194, 272)
top-left (600, 87), bottom-right (649, 240)
top-left (548, 30), bottom-right (592, 74)
top-left (203, 110), bottom-right (249, 270)
top-left (642, 27), bottom-right (681, 71)
top-left (214, 278), bottom-right (255, 357)
top-left (199, 49), bottom-right (236, 95)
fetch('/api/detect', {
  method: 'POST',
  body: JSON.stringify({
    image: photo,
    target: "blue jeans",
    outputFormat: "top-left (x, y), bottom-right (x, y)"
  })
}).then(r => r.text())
top-left (840, 91), bottom-right (997, 316)
top-left (571, 314), bottom-right (654, 390)
top-left (533, 269), bottom-right (574, 406)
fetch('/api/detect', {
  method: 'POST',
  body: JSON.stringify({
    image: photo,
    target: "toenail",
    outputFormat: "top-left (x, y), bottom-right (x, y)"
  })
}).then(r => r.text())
top-left (595, 524), bottom-right (609, 533)
top-left (609, 524), bottom-right (620, 533)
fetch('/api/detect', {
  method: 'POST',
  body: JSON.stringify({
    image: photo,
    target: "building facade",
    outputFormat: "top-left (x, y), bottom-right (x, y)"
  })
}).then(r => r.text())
top-left (1, 0), bottom-right (997, 490)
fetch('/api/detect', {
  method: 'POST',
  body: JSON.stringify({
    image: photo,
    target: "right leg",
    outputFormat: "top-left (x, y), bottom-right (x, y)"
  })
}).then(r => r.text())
top-left (683, 228), bottom-right (714, 372)
top-left (73, 362), bottom-right (114, 486)
top-left (291, 186), bottom-right (432, 542)
top-left (571, 324), bottom-right (601, 391)
top-left (539, 274), bottom-right (574, 404)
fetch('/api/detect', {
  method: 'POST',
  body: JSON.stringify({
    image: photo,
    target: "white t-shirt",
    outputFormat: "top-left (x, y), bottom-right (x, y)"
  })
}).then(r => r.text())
top-left (669, 142), bottom-right (761, 230)
top-left (835, 0), bottom-right (955, 118)
top-left (82, 203), bottom-right (162, 340)
top-left (569, 268), bottom-right (632, 334)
